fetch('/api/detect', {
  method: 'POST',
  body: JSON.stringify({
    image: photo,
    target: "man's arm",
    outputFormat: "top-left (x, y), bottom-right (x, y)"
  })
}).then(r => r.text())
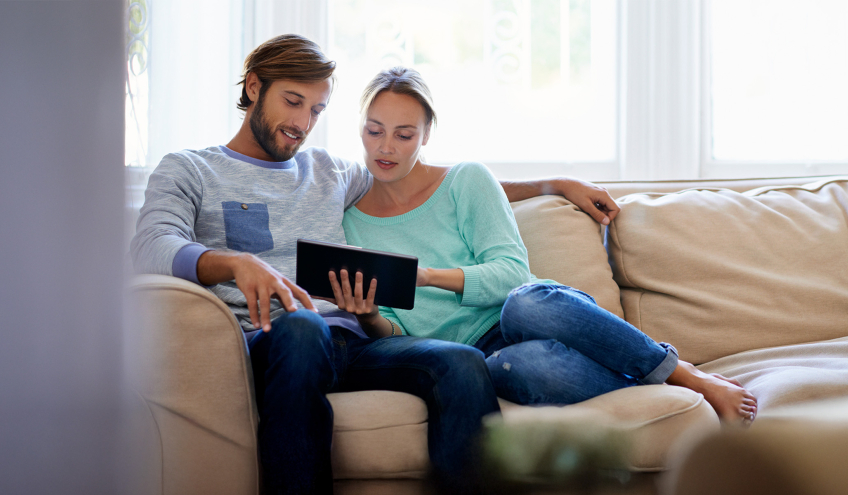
top-left (499, 177), bottom-right (620, 225)
top-left (197, 250), bottom-right (316, 332)
top-left (130, 154), bottom-right (315, 333)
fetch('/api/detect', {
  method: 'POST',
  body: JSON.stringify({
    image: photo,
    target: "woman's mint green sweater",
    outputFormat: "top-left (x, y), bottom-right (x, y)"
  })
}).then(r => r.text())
top-left (343, 161), bottom-right (546, 346)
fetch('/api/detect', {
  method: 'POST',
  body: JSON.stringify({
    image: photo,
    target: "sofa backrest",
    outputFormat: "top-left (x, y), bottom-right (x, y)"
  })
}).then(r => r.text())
top-left (511, 196), bottom-right (624, 318)
top-left (606, 177), bottom-right (848, 364)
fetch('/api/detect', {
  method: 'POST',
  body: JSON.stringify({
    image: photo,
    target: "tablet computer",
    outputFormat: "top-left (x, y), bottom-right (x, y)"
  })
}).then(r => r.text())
top-left (296, 239), bottom-right (418, 310)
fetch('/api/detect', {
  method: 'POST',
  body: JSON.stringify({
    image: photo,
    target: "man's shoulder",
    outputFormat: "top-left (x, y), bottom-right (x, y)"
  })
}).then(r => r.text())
top-left (161, 145), bottom-right (226, 167)
top-left (152, 146), bottom-right (233, 179)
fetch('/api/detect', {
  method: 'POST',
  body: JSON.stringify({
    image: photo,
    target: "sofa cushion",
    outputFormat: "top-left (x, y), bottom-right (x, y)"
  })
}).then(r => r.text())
top-left (328, 385), bottom-right (721, 478)
top-left (606, 177), bottom-right (848, 364)
top-left (665, 417), bottom-right (848, 495)
top-left (495, 384), bottom-right (719, 471)
top-left (512, 195), bottom-right (624, 318)
top-left (329, 391), bottom-right (429, 480)
top-left (697, 336), bottom-right (848, 413)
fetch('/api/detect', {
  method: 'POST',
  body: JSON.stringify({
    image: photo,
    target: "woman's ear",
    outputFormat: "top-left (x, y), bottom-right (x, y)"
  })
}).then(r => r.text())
top-left (422, 122), bottom-right (431, 146)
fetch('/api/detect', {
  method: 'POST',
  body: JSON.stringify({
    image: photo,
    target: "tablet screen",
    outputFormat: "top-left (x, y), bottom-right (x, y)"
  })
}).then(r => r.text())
top-left (296, 239), bottom-right (418, 310)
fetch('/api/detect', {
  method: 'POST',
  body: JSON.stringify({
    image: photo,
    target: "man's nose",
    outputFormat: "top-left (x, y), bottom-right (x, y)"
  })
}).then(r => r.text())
top-left (291, 107), bottom-right (313, 133)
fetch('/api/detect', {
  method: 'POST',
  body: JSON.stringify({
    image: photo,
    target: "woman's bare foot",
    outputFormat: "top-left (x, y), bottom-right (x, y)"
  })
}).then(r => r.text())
top-left (666, 361), bottom-right (757, 427)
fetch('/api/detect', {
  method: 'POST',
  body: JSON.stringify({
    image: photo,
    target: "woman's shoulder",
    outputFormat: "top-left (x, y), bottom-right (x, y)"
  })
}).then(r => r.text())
top-left (452, 160), bottom-right (492, 174)
top-left (448, 161), bottom-right (499, 190)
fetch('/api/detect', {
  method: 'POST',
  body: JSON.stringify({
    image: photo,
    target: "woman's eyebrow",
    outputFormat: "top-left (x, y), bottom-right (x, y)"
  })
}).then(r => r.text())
top-left (367, 117), bottom-right (416, 129)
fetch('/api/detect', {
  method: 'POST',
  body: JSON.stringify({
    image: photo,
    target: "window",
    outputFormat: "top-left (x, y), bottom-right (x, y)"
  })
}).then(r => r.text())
top-left (126, 0), bottom-right (848, 183)
top-left (124, 0), bottom-right (246, 170)
top-left (124, 0), bottom-right (247, 216)
top-left (326, 0), bottom-right (618, 180)
top-left (125, 0), bottom-right (150, 168)
top-left (706, 0), bottom-right (848, 177)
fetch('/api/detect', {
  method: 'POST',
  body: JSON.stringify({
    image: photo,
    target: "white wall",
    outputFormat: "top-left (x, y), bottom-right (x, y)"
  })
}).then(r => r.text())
top-left (0, 1), bottom-right (128, 493)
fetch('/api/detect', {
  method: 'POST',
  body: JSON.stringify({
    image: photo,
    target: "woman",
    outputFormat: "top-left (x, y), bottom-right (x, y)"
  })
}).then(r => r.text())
top-left (331, 67), bottom-right (757, 426)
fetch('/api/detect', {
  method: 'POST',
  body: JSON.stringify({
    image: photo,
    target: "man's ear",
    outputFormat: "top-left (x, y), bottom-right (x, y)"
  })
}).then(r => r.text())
top-left (245, 72), bottom-right (262, 106)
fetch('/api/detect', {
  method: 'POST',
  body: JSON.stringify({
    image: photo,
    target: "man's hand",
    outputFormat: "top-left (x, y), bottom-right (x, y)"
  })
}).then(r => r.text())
top-left (198, 251), bottom-right (316, 332)
top-left (558, 177), bottom-right (620, 226)
top-left (500, 176), bottom-right (620, 225)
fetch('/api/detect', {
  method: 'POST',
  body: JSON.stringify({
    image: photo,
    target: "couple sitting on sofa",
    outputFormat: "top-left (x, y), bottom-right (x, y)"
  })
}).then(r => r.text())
top-left (130, 34), bottom-right (755, 494)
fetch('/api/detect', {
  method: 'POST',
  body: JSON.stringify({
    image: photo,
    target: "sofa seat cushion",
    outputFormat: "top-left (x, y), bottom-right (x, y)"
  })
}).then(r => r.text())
top-left (329, 391), bottom-right (429, 480)
top-left (328, 385), bottom-right (719, 479)
top-left (697, 336), bottom-right (848, 414)
top-left (606, 177), bottom-right (848, 364)
top-left (511, 195), bottom-right (624, 318)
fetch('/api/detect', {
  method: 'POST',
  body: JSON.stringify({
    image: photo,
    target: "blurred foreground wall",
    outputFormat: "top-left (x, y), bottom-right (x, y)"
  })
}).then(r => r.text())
top-left (0, 1), bottom-right (129, 493)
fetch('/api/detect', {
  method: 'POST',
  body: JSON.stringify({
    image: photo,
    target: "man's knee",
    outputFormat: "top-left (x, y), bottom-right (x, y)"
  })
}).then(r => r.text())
top-left (265, 309), bottom-right (333, 364)
top-left (424, 342), bottom-right (492, 392)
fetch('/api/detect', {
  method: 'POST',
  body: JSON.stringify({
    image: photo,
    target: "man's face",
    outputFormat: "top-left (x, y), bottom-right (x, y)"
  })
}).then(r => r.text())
top-left (249, 78), bottom-right (333, 162)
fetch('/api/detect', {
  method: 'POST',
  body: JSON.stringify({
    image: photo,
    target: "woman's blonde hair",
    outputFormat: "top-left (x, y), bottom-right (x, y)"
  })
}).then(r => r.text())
top-left (359, 67), bottom-right (437, 129)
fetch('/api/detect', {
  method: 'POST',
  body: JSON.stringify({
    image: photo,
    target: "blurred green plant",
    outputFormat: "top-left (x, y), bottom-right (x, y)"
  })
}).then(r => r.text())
top-left (480, 418), bottom-right (630, 494)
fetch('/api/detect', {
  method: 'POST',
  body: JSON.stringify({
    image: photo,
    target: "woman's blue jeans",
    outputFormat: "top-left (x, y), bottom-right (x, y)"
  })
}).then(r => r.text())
top-left (474, 283), bottom-right (679, 405)
top-left (248, 310), bottom-right (500, 495)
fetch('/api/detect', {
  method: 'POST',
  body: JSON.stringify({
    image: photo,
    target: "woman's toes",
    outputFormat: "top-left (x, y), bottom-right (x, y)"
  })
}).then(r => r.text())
top-left (740, 409), bottom-right (756, 428)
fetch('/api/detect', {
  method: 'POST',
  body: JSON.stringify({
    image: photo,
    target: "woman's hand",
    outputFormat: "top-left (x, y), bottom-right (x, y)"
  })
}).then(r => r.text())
top-left (327, 269), bottom-right (399, 338)
top-left (328, 269), bottom-right (379, 319)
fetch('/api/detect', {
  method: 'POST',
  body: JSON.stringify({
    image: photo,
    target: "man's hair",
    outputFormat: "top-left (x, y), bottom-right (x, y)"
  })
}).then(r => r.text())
top-left (236, 34), bottom-right (337, 111)
top-left (359, 67), bottom-right (437, 129)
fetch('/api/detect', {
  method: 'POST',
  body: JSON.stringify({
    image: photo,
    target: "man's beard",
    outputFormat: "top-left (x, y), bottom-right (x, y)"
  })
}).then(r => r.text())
top-left (249, 92), bottom-right (304, 162)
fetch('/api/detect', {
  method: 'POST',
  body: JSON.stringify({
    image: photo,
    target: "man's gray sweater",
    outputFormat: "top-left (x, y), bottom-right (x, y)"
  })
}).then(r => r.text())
top-left (130, 145), bottom-right (372, 330)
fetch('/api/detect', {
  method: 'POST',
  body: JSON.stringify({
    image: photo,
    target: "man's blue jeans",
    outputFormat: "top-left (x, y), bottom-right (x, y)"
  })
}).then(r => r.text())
top-left (474, 283), bottom-right (679, 405)
top-left (248, 310), bottom-right (500, 494)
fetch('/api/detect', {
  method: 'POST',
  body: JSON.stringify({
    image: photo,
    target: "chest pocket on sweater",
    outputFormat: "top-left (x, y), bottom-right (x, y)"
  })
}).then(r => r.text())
top-left (222, 201), bottom-right (274, 254)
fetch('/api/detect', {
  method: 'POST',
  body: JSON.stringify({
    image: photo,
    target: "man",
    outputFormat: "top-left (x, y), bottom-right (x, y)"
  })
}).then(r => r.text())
top-left (131, 34), bottom-right (619, 494)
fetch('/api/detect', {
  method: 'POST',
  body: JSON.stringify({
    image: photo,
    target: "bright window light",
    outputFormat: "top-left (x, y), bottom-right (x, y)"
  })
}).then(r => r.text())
top-left (711, 0), bottom-right (848, 162)
top-left (326, 0), bottom-right (617, 166)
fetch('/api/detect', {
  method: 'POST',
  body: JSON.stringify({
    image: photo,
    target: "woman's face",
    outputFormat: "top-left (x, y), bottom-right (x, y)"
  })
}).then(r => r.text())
top-left (361, 91), bottom-right (430, 184)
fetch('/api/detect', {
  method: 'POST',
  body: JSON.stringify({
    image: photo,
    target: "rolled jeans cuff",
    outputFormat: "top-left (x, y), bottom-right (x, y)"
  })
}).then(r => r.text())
top-left (641, 342), bottom-right (679, 385)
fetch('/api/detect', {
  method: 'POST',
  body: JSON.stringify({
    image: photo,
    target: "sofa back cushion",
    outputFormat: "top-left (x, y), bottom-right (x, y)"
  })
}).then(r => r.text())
top-left (606, 178), bottom-right (848, 364)
top-left (512, 196), bottom-right (624, 318)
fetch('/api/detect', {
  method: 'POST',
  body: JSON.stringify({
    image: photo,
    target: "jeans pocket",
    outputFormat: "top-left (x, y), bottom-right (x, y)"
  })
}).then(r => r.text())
top-left (222, 201), bottom-right (274, 253)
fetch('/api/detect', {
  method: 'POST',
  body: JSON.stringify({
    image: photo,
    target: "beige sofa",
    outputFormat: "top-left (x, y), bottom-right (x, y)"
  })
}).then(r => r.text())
top-left (127, 175), bottom-right (848, 495)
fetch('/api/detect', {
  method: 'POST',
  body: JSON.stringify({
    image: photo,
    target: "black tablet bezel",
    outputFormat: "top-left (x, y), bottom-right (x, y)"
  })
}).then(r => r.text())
top-left (296, 239), bottom-right (418, 310)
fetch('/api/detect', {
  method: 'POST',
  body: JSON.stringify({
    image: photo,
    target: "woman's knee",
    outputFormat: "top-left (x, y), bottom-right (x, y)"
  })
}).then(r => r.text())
top-left (504, 284), bottom-right (595, 320)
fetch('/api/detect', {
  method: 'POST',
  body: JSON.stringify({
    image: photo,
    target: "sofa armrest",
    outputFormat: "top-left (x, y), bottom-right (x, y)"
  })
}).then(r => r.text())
top-left (665, 399), bottom-right (848, 495)
top-left (127, 274), bottom-right (260, 495)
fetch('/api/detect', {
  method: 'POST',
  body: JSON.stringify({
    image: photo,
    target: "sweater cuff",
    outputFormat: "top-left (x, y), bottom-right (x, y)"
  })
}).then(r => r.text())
top-left (457, 265), bottom-right (483, 306)
top-left (172, 243), bottom-right (212, 286)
